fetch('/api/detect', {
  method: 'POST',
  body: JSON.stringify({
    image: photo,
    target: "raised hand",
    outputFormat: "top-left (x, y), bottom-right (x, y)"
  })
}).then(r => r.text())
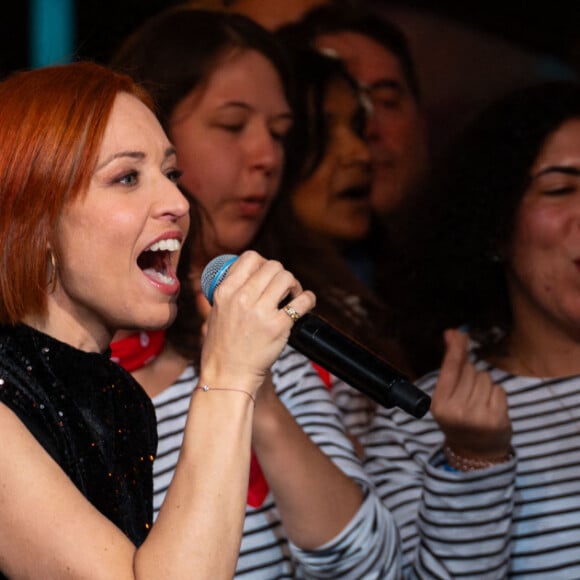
top-left (431, 329), bottom-right (512, 462)
top-left (200, 251), bottom-right (316, 397)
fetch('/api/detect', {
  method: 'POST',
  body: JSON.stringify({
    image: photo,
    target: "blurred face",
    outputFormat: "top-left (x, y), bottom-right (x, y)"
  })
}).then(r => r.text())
top-left (228, 0), bottom-right (329, 30)
top-left (315, 31), bottom-right (428, 218)
top-left (507, 118), bottom-right (580, 338)
top-left (170, 50), bottom-right (292, 263)
top-left (51, 93), bottom-right (189, 350)
top-left (292, 76), bottom-right (372, 243)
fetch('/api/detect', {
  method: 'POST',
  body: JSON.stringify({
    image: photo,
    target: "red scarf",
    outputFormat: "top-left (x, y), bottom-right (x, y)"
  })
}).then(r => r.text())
top-left (247, 364), bottom-right (332, 506)
top-left (312, 362), bottom-right (333, 389)
top-left (110, 329), bottom-right (166, 371)
top-left (110, 329), bottom-right (270, 507)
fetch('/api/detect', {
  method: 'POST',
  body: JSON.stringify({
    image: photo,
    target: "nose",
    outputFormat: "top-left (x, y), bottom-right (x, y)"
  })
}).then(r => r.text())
top-left (365, 111), bottom-right (382, 143)
top-left (345, 130), bottom-right (372, 167)
top-left (247, 122), bottom-right (281, 175)
top-left (156, 178), bottom-right (190, 222)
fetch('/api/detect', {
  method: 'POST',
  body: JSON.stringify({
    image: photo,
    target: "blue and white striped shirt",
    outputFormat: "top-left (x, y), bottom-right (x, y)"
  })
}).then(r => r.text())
top-left (152, 346), bottom-right (401, 579)
top-left (359, 358), bottom-right (580, 578)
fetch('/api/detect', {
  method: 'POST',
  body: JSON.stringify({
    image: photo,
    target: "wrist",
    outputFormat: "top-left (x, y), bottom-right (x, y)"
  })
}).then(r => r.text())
top-left (198, 361), bottom-right (264, 395)
top-left (194, 381), bottom-right (256, 405)
top-left (443, 445), bottom-right (514, 472)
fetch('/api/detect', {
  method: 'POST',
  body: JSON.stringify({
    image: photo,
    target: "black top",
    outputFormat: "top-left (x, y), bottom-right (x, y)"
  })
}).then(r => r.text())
top-left (0, 324), bottom-right (156, 573)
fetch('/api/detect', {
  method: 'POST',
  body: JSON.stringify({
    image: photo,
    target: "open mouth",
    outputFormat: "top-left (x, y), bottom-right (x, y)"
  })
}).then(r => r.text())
top-left (337, 185), bottom-right (372, 201)
top-left (137, 238), bottom-right (181, 286)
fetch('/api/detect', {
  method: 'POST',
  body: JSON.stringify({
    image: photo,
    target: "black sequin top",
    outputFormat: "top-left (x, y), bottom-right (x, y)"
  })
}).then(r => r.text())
top-left (0, 324), bottom-right (157, 554)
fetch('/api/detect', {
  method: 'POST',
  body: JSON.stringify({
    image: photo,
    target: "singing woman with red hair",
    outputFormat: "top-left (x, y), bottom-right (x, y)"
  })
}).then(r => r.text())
top-left (0, 60), bottom-right (315, 578)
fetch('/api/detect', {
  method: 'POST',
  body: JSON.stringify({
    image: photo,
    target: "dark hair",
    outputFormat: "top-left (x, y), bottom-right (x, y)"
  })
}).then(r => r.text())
top-left (252, 191), bottom-right (409, 370)
top-left (385, 80), bottom-right (580, 376)
top-left (253, 49), bottom-right (407, 372)
top-left (280, 3), bottom-right (421, 101)
top-left (111, 7), bottom-right (294, 131)
top-left (112, 7), bottom-right (406, 372)
top-left (112, 8), bottom-right (294, 362)
top-left (280, 47), bottom-right (366, 190)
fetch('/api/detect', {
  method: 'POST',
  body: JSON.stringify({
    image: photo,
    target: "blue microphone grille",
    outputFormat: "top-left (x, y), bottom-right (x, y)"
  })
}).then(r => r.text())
top-left (200, 254), bottom-right (238, 305)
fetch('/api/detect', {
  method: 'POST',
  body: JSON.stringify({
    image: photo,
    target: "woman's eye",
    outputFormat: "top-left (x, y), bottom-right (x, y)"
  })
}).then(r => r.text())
top-left (166, 169), bottom-right (183, 183)
top-left (542, 184), bottom-right (576, 196)
top-left (375, 98), bottom-right (401, 110)
top-left (270, 129), bottom-right (287, 143)
top-left (219, 124), bottom-right (244, 134)
top-left (117, 171), bottom-right (139, 186)
top-left (269, 121), bottom-right (293, 143)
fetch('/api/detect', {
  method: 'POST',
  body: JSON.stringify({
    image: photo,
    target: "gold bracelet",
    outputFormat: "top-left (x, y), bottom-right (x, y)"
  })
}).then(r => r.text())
top-left (194, 384), bottom-right (256, 405)
top-left (444, 445), bottom-right (513, 472)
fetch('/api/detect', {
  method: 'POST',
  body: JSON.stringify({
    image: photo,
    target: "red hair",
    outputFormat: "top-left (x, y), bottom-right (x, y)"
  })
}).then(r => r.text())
top-left (0, 61), bottom-right (153, 323)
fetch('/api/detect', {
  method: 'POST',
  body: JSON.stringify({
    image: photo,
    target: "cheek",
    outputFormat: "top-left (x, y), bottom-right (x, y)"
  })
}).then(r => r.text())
top-left (513, 205), bottom-right (563, 253)
top-left (378, 112), bottom-right (421, 148)
top-left (509, 206), bottom-right (566, 291)
top-left (273, 148), bottom-right (286, 178)
top-left (60, 202), bottom-right (140, 261)
top-left (292, 173), bottom-right (327, 218)
top-left (59, 204), bottom-right (105, 250)
top-left (56, 226), bottom-right (101, 289)
top-left (181, 142), bottom-right (244, 201)
top-left (181, 162), bottom-right (227, 210)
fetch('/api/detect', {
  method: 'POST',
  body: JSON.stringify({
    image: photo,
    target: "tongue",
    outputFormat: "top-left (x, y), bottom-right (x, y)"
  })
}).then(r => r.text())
top-left (142, 267), bottom-right (175, 285)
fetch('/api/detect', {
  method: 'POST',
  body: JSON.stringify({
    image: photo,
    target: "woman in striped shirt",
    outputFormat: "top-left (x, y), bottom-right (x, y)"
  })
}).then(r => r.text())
top-left (111, 7), bottom-right (401, 578)
top-left (363, 80), bottom-right (580, 578)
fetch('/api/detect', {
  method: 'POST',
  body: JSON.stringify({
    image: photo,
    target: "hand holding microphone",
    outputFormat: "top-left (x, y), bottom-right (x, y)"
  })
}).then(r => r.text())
top-left (199, 251), bottom-right (316, 395)
top-left (202, 254), bottom-right (431, 419)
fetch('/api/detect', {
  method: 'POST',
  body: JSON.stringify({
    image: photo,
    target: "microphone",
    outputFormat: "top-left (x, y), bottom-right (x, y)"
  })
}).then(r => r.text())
top-left (201, 254), bottom-right (431, 419)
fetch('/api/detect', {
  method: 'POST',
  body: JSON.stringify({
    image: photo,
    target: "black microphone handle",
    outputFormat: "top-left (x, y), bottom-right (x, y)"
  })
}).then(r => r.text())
top-left (289, 313), bottom-right (430, 419)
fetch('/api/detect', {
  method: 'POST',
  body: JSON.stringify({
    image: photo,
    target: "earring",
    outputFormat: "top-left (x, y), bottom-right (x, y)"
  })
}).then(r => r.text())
top-left (48, 251), bottom-right (58, 293)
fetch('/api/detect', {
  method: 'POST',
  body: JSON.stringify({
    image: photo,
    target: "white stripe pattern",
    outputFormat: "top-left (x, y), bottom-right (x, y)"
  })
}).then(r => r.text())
top-left (357, 358), bottom-right (580, 578)
top-left (153, 346), bottom-right (401, 578)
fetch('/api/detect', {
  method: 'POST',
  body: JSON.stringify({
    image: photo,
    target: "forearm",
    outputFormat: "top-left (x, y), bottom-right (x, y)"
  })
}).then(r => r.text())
top-left (409, 451), bottom-right (516, 579)
top-left (253, 397), bottom-right (362, 550)
top-left (136, 390), bottom-right (254, 579)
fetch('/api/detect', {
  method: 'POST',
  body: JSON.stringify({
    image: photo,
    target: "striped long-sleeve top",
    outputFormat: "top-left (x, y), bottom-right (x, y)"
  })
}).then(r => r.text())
top-left (357, 356), bottom-right (580, 578)
top-left (152, 346), bottom-right (401, 579)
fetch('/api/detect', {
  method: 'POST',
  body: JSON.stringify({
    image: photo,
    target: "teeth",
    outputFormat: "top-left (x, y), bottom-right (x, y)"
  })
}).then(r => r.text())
top-left (143, 268), bottom-right (176, 285)
top-left (147, 239), bottom-right (181, 252)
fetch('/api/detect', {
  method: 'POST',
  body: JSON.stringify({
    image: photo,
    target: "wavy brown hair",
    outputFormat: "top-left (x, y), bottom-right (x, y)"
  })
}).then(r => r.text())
top-left (384, 81), bottom-right (580, 376)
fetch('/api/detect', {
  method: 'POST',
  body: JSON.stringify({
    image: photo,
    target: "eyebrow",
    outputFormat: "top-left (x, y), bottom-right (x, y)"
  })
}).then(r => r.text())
top-left (96, 147), bottom-right (177, 171)
top-left (362, 79), bottom-right (403, 93)
top-left (532, 165), bottom-right (580, 179)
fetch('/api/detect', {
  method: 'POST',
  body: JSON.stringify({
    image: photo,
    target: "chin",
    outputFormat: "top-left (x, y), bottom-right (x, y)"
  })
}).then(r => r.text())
top-left (342, 223), bottom-right (371, 241)
top-left (134, 304), bottom-right (178, 332)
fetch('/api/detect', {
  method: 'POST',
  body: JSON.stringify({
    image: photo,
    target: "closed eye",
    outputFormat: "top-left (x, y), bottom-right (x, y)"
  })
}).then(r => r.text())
top-left (219, 124), bottom-right (244, 134)
top-left (270, 129), bottom-right (288, 143)
top-left (544, 186), bottom-right (576, 196)
top-left (269, 118), bottom-right (293, 143)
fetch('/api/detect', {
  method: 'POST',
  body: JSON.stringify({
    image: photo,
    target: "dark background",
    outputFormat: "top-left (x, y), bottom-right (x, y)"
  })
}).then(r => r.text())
top-left (3, 2), bottom-right (580, 78)
top-left (3, 1), bottom-right (580, 151)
